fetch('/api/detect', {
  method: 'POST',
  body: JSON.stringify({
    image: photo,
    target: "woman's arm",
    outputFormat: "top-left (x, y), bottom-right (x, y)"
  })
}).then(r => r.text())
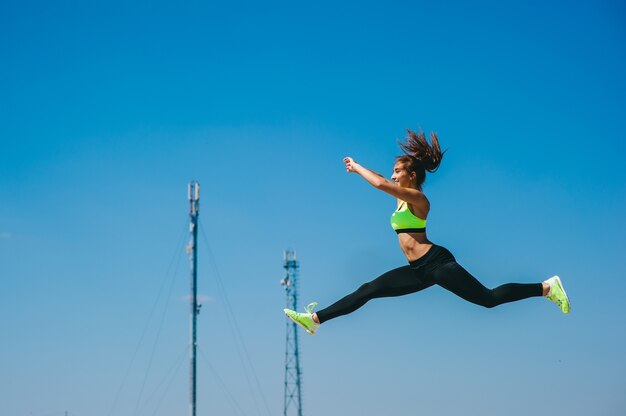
top-left (344, 157), bottom-right (428, 209)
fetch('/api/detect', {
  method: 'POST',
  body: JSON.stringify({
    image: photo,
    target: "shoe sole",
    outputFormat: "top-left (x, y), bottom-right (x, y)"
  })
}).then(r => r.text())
top-left (552, 275), bottom-right (571, 314)
top-left (284, 310), bottom-right (317, 335)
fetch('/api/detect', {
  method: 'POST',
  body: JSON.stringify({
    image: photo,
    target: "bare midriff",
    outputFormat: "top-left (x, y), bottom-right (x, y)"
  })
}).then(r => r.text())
top-left (397, 232), bottom-right (433, 262)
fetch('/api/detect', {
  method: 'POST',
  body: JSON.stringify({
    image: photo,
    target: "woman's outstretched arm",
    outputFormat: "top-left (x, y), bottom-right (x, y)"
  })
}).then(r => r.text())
top-left (343, 157), bottom-right (427, 208)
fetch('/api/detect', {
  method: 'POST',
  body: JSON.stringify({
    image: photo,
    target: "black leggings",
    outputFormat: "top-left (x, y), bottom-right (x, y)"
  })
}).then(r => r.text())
top-left (316, 245), bottom-right (543, 324)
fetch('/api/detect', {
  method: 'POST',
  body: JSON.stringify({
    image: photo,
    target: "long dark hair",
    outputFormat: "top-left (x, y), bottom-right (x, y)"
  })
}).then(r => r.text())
top-left (396, 129), bottom-right (445, 189)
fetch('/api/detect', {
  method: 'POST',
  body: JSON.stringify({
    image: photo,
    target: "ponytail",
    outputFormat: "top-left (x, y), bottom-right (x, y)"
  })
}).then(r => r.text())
top-left (396, 129), bottom-right (446, 188)
top-left (398, 129), bottom-right (444, 172)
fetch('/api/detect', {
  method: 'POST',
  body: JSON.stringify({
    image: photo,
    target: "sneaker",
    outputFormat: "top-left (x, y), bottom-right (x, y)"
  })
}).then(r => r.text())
top-left (545, 276), bottom-right (570, 314)
top-left (284, 302), bottom-right (320, 335)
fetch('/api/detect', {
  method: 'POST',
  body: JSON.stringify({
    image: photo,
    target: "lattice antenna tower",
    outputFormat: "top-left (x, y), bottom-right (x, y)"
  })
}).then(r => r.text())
top-left (280, 250), bottom-right (303, 416)
top-left (186, 181), bottom-right (201, 416)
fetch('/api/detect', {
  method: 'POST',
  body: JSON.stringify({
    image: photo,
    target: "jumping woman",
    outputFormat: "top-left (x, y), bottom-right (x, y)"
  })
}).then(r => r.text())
top-left (284, 129), bottom-right (570, 335)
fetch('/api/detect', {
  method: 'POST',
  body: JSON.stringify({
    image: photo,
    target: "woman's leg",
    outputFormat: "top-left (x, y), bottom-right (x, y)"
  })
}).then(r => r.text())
top-left (315, 265), bottom-right (434, 323)
top-left (431, 261), bottom-right (543, 308)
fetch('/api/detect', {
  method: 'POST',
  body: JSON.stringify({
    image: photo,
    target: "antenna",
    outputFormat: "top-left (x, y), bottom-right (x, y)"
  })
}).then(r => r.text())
top-left (187, 181), bottom-right (200, 416)
top-left (281, 250), bottom-right (303, 416)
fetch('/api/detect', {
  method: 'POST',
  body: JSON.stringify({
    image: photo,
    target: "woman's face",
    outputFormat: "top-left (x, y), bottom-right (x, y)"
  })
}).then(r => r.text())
top-left (391, 162), bottom-right (416, 188)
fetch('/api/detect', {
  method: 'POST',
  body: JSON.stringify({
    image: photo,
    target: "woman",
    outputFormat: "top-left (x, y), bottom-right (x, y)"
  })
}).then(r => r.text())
top-left (284, 129), bottom-right (570, 335)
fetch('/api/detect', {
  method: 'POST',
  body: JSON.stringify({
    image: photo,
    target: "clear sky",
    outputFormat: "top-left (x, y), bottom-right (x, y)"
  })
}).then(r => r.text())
top-left (1, 1), bottom-right (625, 415)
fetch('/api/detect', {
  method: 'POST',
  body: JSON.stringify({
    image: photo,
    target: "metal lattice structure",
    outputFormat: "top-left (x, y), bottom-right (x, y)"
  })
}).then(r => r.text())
top-left (186, 181), bottom-right (200, 416)
top-left (280, 250), bottom-right (303, 416)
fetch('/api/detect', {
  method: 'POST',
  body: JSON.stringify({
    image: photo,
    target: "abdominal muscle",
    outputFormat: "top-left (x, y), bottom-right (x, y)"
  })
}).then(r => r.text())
top-left (397, 232), bottom-right (433, 262)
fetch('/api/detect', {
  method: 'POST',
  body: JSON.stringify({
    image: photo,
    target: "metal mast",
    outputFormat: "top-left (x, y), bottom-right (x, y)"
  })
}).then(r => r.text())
top-left (280, 250), bottom-right (303, 416)
top-left (187, 181), bottom-right (200, 416)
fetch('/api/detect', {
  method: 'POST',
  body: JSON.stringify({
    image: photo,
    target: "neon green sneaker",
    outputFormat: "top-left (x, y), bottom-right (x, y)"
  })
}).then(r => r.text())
top-left (284, 302), bottom-right (320, 335)
top-left (545, 276), bottom-right (570, 314)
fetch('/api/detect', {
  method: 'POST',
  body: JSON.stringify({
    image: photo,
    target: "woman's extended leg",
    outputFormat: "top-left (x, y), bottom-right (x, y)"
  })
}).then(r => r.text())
top-left (315, 265), bottom-right (434, 323)
top-left (431, 261), bottom-right (543, 308)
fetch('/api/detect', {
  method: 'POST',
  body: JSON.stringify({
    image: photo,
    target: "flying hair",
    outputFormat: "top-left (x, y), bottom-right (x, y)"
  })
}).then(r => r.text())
top-left (398, 129), bottom-right (445, 173)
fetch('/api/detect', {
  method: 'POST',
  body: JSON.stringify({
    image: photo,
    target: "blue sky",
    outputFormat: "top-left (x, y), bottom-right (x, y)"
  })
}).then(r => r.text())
top-left (1, 1), bottom-right (625, 415)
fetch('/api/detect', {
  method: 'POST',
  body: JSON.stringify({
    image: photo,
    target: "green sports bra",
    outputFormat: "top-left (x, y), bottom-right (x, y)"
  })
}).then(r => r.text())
top-left (391, 201), bottom-right (427, 234)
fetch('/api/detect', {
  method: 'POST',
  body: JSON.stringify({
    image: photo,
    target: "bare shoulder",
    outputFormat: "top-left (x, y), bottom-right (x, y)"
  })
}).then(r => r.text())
top-left (409, 190), bottom-right (430, 219)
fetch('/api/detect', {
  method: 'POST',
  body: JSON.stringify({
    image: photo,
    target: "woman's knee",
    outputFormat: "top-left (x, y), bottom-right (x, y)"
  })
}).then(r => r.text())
top-left (356, 281), bottom-right (375, 297)
top-left (478, 291), bottom-right (498, 308)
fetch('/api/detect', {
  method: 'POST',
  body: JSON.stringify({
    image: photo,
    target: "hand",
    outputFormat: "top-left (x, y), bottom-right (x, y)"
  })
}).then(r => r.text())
top-left (343, 157), bottom-right (359, 173)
